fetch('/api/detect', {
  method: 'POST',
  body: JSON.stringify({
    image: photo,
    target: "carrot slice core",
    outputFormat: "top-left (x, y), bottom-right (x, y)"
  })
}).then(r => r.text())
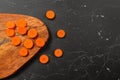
top-left (46, 10), bottom-right (55, 19)
top-left (39, 54), bottom-right (49, 64)
top-left (28, 29), bottom-right (38, 38)
top-left (19, 47), bottom-right (28, 57)
top-left (16, 19), bottom-right (27, 28)
top-left (35, 38), bottom-right (45, 47)
top-left (24, 39), bottom-right (33, 49)
top-left (6, 29), bottom-right (15, 37)
top-left (6, 21), bottom-right (15, 29)
top-left (12, 36), bottom-right (21, 46)
top-left (57, 29), bottom-right (66, 38)
top-left (54, 49), bottom-right (63, 58)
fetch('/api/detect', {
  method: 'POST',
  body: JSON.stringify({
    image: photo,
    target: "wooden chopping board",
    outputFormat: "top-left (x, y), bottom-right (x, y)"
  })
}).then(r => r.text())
top-left (0, 13), bottom-right (49, 79)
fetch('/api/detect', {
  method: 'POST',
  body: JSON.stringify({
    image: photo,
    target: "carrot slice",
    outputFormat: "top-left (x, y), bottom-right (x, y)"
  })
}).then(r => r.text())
top-left (27, 29), bottom-right (38, 38)
top-left (18, 27), bottom-right (27, 35)
top-left (24, 39), bottom-right (33, 49)
top-left (12, 36), bottom-right (21, 46)
top-left (16, 19), bottom-right (27, 28)
top-left (6, 29), bottom-right (15, 37)
top-left (6, 21), bottom-right (15, 29)
top-left (35, 38), bottom-right (45, 47)
top-left (19, 47), bottom-right (28, 57)
top-left (57, 29), bottom-right (66, 38)
top-left (54, 49), bottom-right (63, 58)
top-left (46, 10), bottom-right (55, 19)
top-left (39, 54), bottom-right (49, 64)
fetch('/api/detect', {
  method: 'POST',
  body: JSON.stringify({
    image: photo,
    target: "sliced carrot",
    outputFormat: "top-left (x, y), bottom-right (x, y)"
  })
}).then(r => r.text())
top-left (39, 54), bottom-right (49, 64)
top-left (57, 29), bottom-right (66, 38)
top-left (6, 21), bottom-right (15, 29)
top-left (24, 39), bottom-right (33, 49)
top-left (27, 29), bottom-right (38, 38)
top-left (46, 10), bottom-right (55, 19)
top-left (18, 27), bottom-right (27, 35)
top-left (35, 38), bottom-right (45, 47)
top-left (12, 36), bottom-right (21, 46)
top-left (16, 19), bottom-right (27, 28)
top-left (6, 29), bottom-right (15, 37)
top-left (19, 47), bottom-right (28, 57)
top-left (54, 49), bottom-right (63, 58)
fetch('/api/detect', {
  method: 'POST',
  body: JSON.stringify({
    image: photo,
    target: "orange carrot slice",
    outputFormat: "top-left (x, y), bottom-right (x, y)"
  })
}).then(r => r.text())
top-left (24, 39), bottom-right (33, 49)
top-left (16, 19), bottom-right (27, 28)
top-left (46, 10), bottom-right (55, 19)
top-left (27, 29), bottom-right (38, 38)
top-left (6, 21), bottom-right (15, 29)
top-left (18, 27), bottom-right (27, 35)
top-left (57, 29), bottom-right (66, 38)
top-left (19, 47), bottom-right (28, 57)
top-left (54, 49), bottom-right (63, 58)
top-left (6, 29), bottom-right (15, 37)
top-left (35, 38), bottom-right (45, 47)
top-left (39, 54), bottom-right (49, 64)
top-left (11, 36), bottom-right (21, 46)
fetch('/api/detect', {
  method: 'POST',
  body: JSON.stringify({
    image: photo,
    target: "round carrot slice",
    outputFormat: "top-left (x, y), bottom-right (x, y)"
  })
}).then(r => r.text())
top-left (27, 29), bottom-right (38, 38)
top-left (24, 39), bottom-right (33, 49)
top-left (12, 36), bottom-right (21, 46)
top-left (57, 29), bottom-right (66, 38)
top-left (18, 27), bottom-right (27, 35)
top-left (6, 29), bottom-right (15, 37)
top-left (19, 47), bottom-right (28, 57)
top-left (46, 10), bottom-right (55, 19)
top-left (35, 38), bottom-right (45, 47)
top-left (6, 21), bottom-right (15, 29)
top-left (39, 54), bottom-right (49, 64)
top-left (16, 19), bottom-right (27, 27)
top-left (54, 49), bottom-right (63, 58)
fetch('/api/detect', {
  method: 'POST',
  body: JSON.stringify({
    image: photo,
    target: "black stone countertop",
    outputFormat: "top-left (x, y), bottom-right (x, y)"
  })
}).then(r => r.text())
top-left (1, 0), bottom-right (120, 80)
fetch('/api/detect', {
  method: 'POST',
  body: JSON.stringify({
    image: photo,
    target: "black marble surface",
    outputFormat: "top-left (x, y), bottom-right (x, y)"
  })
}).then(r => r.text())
top-left (0, 0), bottom-right (120, 80)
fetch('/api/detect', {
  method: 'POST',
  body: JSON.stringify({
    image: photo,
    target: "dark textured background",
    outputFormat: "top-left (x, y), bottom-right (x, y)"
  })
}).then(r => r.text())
top-left (1, 0), bottom-right (120, 80)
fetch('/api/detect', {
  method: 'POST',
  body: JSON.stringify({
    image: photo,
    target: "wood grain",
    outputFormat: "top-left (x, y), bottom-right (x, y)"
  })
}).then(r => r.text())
top-left (0, 13), bottom-right (49, 79)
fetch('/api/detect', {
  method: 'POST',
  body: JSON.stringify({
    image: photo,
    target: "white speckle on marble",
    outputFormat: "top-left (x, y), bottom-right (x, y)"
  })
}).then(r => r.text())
top-left (96, 15), bottom-right (99, 17)
top-left (101, 36), bottom-right (103, 39)
top-left (96, 70), bottom-right (99, 73)
top-left (72, 11), bottom-right (77, 15)
top-left (74, 69), bottom-right (78, 71)
top-left (106, 38), bottom-right (109, 41)
top-left (101, 15), bottom-right (105, 18)
top-left (83, 5), bottom-right (87, 7)
top-left (98, 32), bottom-right (101, 36)
top-left (98, 30), bottom-right (103, 39)
top-left (96, 15), bottom-right (104, 18)
top-left (106, 67), bottom-right (111, 72)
